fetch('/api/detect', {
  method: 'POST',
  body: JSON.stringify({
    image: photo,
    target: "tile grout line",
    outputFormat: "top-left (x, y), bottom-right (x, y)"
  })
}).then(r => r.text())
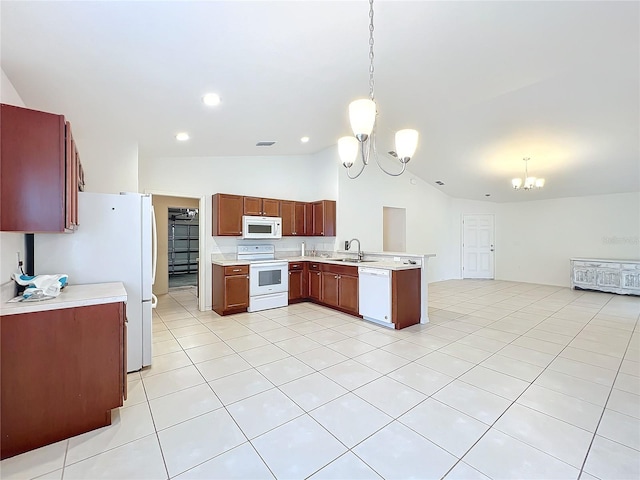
top-left (576, 311), bottom-right (639, 479)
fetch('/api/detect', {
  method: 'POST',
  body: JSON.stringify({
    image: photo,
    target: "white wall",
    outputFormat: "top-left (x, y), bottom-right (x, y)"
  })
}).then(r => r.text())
top-left (452, 192), bottom-right (640, 287)
top-left (1, 69), bottom-right (26, 295)
top-left (138, 152), bottom-right (337, 308)
top-left (77, 136), bottom-right (139, 194)
top-left (334, 146), bottom-right (453, 282)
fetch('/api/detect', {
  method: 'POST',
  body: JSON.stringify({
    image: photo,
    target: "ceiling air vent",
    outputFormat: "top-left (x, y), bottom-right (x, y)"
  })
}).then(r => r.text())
top-left (256, 141), bottom-right (276, 147)
top-left (435, 180), bottom-right (445, 186)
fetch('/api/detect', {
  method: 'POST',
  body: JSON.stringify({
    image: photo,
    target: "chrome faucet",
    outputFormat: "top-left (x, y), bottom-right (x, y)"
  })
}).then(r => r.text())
top-left (347, 238), bottom-right (363, 261)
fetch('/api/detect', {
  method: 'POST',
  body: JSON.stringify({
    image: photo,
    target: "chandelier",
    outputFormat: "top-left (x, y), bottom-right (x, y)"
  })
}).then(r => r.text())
top-left (338, 0), bottom-right (419, 179)
top-left (512, 157), bottom-right (545, 190)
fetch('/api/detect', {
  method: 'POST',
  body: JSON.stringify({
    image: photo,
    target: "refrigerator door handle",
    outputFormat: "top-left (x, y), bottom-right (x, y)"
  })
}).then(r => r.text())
top-left (151, 293), bottom-right (158, 309)
top-left (151, 205), bottom-right (158, 285)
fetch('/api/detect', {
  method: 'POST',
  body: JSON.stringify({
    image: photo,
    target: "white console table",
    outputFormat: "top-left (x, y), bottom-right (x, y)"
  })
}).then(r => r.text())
top-left (571, 258), bottom-right (640, 295)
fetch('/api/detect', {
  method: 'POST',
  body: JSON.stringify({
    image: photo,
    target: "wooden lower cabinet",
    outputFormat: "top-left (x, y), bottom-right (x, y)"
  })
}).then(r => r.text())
top-left (319, 264), bottom-right (359, 315)
top-left (1, 302), bottom-right (126, 459)
top-left (392, 269), bottom-right (422, 329)
top-left (212, 264), bottom-right (250, 315)
top-left (288, 262), bottom-right (307, 302)
top-left (321, 272), bottom-right (339, 307)
top-left (338, 274), bottom-right (359, 314)
top-left (308, 262), bottom-right (322, 301)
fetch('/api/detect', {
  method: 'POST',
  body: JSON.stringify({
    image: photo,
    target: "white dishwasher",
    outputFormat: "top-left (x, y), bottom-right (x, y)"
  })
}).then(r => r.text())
top-left (358, 267), bottom-right (394, 328)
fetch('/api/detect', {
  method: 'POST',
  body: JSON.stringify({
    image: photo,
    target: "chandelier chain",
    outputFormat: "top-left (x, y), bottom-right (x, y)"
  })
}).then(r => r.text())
top-left (368, 0), bottom-right (375, 101)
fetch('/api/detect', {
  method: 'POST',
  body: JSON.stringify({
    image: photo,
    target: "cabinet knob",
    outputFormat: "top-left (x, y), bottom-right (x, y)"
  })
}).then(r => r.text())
top-left (335, 275), bottom-right (338, 279)
top-left (246, 275), bottom-right (250, 279)
top-left (233, 268), bottom-right (241, 272)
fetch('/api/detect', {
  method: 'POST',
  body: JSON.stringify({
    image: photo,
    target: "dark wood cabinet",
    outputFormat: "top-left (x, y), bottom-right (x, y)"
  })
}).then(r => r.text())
top-left (308, 262), bottom-right (322, 301)
top-left (244, 197), bottom-right (280, 217)
top-left (0, 104), bottom-right (81, 232)
top-left (338, 273), bottom-right (359, 313)
top-left (212, 193), bottom-right (335, 237)
top-left (320, 263), bottom-right (359, 315)
top-left (312, 200), bottom-right (336, 236)
top-left (212, 264), bottom-right (249, 315)
top-left (1, 302), bottom-right (126, 459)
top-left (288, 262), bottom-right (307, 302)
top-left (212, 194), bottom-right (244, 236)
top-left (281, 200), bottom-right (295, 236)
top-left (282, 200), bottom-right (309, 236)
top-left (392, 269), bottom-right (421, 329)
top-left (321, 272), bottom-right (340, 307)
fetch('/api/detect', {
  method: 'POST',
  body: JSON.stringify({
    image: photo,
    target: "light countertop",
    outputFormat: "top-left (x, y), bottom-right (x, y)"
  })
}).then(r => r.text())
top-left (211, 254), bottom-right (431, 271)
top-left (1, 282), bottom-right (127, 316)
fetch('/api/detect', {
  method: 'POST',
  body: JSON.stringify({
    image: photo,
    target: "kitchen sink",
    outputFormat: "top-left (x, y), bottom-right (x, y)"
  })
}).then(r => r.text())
top-left (327, 258), bottom-right (377, 263)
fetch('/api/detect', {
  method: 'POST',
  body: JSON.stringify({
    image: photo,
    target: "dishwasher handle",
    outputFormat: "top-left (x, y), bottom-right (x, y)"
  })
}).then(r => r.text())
top-left (358, 267), bottom-right (390, 277)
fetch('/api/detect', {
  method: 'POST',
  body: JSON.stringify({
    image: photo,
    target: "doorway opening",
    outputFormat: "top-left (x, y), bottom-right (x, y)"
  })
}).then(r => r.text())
top-left (151, 195), bottom-right (200, 300)
top-left (383, 206), bottom-right (406, 252)
top-left (168, 207), bottom-right (199, 289)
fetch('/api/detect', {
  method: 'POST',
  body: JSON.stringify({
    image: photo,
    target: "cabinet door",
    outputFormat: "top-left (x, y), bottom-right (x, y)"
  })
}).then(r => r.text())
top-left (224, 274), bottom-right (249, 310)
top-left (289, 270), bottom-right (303, 301)
top-left (308, 270), bottom-right (321, 301)
top-left (312, 202), bottom-right (324, 236)
top-left (281, 201), bottom-right (295, 236)
top-left (262, 198), bottom-right (280, 217)
top-left (304, 203), bottom-right (313, 236)
top-left (338, 274), bottom-right (359, 314)
top-left (321, 272), bottom-right (339, 307)
top-left (243, 196), bottom-right (262, 216)
top-left (1, 104), bottom-right (67, 232)
top-left (311, 200), bottom-right (336, 236)
top-left (212, 194), bottom-right (243, 236)
top-left (322, 200), bottom-right (336, 237)
top-left (294, 202), bottom-right (306, 235)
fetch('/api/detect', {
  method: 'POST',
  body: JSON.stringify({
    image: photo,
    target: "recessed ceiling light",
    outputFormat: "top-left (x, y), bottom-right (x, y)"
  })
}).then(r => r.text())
top-left (485, 194), bottom-right (491, 197)
top-left (202, 93), bottom-right (221, 106)
top-left (435, 180), bottom-right (445, 186)
top-left (176, 132), bottom-right (189, 141)
top-left (256, 141), bottom-right (276, 147)
top-left (300, 136), bottom-right (310, 143)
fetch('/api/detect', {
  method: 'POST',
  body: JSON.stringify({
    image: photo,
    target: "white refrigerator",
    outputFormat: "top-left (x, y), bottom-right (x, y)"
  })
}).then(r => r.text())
top-left (34, 192), bottom-right (158, 372)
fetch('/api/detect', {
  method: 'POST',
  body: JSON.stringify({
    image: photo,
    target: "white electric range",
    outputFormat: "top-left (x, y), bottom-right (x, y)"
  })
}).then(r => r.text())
top-left (237, 245), bottom-right (289, 312)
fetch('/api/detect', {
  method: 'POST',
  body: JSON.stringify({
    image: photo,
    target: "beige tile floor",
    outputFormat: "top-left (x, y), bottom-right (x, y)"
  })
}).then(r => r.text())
top-left (2, 280), bottom-right (639, 479)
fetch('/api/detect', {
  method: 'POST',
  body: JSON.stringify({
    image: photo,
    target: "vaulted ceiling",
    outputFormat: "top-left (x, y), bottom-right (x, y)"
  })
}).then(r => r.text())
top-left (2, 1), bottom-right (638, 202)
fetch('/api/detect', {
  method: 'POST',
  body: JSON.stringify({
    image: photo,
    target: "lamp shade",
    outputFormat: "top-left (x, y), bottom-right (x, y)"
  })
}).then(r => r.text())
top-left (524, 177), bottom-right (536, 189)
top-left (535, 178), bottom-right (545, 188)
top-left (349, 99), bottom-right (376, 138)
top-left (512, 178), bottom-right (522, 189)
top-left (338, 136), bottom-right (359, 168)
top-left (395, 129), bottom-right (419, 162)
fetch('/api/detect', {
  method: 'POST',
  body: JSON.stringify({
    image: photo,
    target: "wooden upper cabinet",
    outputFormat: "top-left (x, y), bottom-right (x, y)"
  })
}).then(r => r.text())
top-left (281, 200), bottom-right (295, 236)
top-left (244, 197), bottom-right (280, 217)
top-left (212, 193), bottom-right (243, 236)
top-left (212, 193), bottom-right (335, 237)
top-left (312, 200), bottom-right (336, 236)
top-left (294, 202), bottom-right (307, 236)
top-left (282, 200), bottom-right (308, 236)
top-left (1, 104), bottom-right (80, 232)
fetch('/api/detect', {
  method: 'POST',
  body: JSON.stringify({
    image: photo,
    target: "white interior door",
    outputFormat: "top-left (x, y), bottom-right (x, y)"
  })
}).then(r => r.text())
top-left (462, 214), bottom-right (495, 279)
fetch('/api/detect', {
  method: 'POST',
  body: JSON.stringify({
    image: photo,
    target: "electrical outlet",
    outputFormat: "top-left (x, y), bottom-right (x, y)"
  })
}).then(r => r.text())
top-left (393, 256), bottom-right (401, 262)
top-left (344, 241), bottom-right (349, 250)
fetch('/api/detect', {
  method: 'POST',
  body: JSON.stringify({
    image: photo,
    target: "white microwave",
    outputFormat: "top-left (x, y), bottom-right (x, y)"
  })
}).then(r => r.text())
top-left (242, 215), bottom-right (282, 239)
